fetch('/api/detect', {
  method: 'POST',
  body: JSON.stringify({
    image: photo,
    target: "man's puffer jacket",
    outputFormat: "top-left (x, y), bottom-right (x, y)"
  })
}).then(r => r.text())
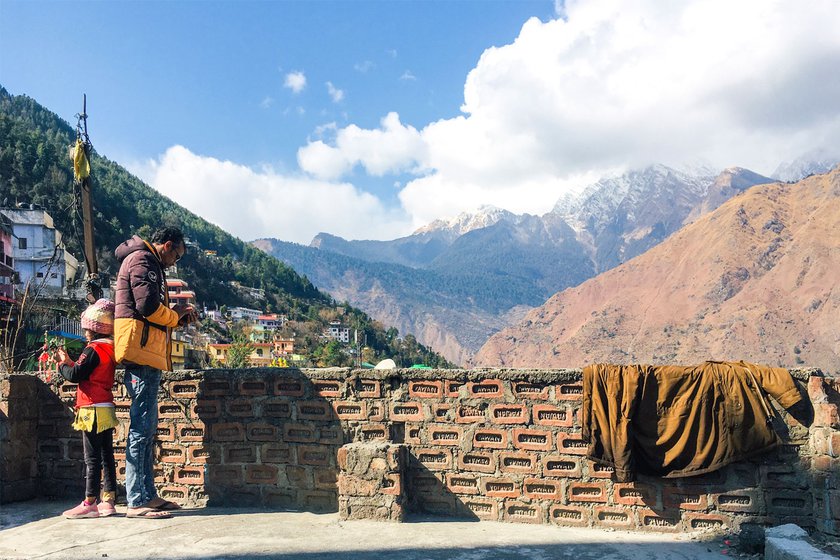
top-left (113, 236), bottom-right (179, 371)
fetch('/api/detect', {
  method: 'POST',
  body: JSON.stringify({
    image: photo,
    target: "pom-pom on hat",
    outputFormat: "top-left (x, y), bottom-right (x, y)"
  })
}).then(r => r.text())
top-left (81, 298), bottom-right (115, 336)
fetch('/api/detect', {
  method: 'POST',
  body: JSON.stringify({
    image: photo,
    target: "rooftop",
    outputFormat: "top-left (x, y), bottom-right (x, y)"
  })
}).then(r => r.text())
top-left (0, 500), bottom-right (733, 560)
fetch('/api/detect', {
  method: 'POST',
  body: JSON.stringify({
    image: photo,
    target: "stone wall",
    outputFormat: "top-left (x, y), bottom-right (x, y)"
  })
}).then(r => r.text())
top-left (1, 367), bottom-right (838, 537)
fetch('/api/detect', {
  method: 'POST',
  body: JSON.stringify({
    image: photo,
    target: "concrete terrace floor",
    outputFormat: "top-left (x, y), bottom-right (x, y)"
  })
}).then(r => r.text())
top-left (0, 500), bottom-right (744, 560)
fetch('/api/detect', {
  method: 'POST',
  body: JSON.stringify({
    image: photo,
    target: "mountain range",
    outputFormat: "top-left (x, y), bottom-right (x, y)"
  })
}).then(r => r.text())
top-left (474, 167), bottom-right (840, 370)
top-left (256, 164), bottom-right (807, 364)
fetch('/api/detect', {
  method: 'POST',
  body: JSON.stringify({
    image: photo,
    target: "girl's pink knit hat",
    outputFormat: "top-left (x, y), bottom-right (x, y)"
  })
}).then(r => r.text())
top-left (81, 298), bottom-right (115, 336)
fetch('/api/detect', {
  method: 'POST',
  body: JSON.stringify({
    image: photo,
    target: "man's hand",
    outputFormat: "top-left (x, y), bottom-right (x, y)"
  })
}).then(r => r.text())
top-left (54, 348), bottom-right (73, 366)
top-left (173, 304), bottom-right (199, 326)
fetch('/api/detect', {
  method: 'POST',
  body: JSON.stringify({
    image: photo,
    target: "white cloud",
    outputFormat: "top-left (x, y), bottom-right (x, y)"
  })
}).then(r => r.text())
top-left (133, 146), bottom-right (412, 244)
top-left (259, 96), bottom-right (273, 109)
top-left (399, 70), bottom-right (417, 82)
top-left (297, 112), bottom-right (427, 180)
top-left (354, 60), bottom-right (375, 73)
top-left (296, 0), bottom-right (840, 229)
top-left (326, 81), bottom-right (344, 103)
top-left (284, 71), bottom-right (307, 94)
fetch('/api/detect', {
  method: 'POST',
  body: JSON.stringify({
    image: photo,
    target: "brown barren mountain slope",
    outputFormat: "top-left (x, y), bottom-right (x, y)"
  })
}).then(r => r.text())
top-left (474, 168), bottom-right (840, 371)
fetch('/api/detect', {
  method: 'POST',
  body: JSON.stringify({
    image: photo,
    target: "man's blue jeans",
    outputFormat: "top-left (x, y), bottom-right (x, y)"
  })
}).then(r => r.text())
top-left (124, 365), bottom-right (161, 508)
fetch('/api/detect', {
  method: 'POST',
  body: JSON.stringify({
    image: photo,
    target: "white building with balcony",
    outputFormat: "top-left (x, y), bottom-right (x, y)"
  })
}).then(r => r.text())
top-left (0, 207), bottom-right (80, 297)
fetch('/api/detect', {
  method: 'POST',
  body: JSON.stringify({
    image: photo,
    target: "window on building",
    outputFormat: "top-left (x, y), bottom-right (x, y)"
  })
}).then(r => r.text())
top-left (51, 272), bottom-right (58, 278)
top-left (18, 238), bottom-right (27, 250)
top-left (36, 272), bottom-right (44, 278)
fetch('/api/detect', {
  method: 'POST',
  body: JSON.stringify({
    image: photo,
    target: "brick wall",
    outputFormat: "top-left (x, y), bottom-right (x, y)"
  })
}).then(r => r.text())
top-left (1, 367), bottom-right (838, 538)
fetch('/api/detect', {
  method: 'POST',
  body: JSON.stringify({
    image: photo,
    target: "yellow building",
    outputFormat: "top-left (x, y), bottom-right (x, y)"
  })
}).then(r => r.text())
top-left (207, 342), bottom-right (273, 367)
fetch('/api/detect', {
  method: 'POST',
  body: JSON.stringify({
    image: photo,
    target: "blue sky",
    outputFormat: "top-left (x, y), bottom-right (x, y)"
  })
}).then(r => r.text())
top-left (2, 1), bottom-right (840, 244)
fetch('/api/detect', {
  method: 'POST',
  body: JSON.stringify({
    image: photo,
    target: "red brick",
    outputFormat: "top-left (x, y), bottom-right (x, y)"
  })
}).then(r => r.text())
top-left (239, 378), bottom-right (269, 396)
top-left (333, 401), bottom-right (367, 420)
top-left (455, 403), bottom-right (486, 423)
top-left (543, 455), bottom-right (582, 478)
top-left (262, 398), bottom-right (292, 418)
top-left (814, 403), bottom-right (840, 428)
top-left (467, 379), bottom-right (504, 399)
top-left (444, 379), bottom-right (464, 397)
top-left (482, 477), bottom-right (519, 498)
top-left (244, 464), bottom-right (279, 484)
top-left (446, 473), bottom-right (480, 495)
top-left (431, 403), bottom-right (452, 422)
top-left (112, 445), bottom-right (126, 461)
top-left (357, 379), bottom-right (381, 398)
top-left (557, 432), bottom-right (589, 455)
top-left (190, 399), bottom-right (221, 420)
top-left (283, 423), bottom-right (317, 443)
top-left (831, 432), bottom-right (840, 459)
top-left (504, 501), bottom-right (544, 524)
top-left (366, 402), bottom-right (385, 422)
top-left (458, 451), bottom-right (496, 474)
top-left (636, 509), bottom-right (680, 532)
top-left (155, 420), bottom-right (175, 441)
top-left (247, 422), bottom-right (278, 441)
top-left (499, 452), bottom-right (538, 474)
top-left (428, 426), bottom-right (462, 446)
top-left (533, 404), bottom-right (573, 427)
top-left (158, 400), bottom-right (185, 420)
top-left (359, 423), bottom-right (389, 441)
top-left (174, 466), bottom-right (205, 485)
top-left (169, 380), bottom-right (199, 399)
top-left (314, 467), bottom-right (338, 490)
top-left (381, 472), bottom-right (402, 496)
top-left (159, 445), bottom-right (186, 464)
top-left (389, 402), bottom-right (424, 422)
top-left (594, 506), bottom-right (634, 528)
top-left (512, 381), bottom-right (549, 400)
top-left (684, 513), bottom-right (732, 531)
top-left (613, 482), bottom-right (657, 507)
top-left (59, 383), bottom-right (77, 399)
top-left (415, 447), bottom-right (453, 471)
top-left (274, 377), bottom-right (305, 397)
top-left (300, 490), bottom-right (336, 512)
top-left (227, 399), bottom-right (255, 417)
top-left (262, 442), bottom-right (294, 464)
top-left (406, 424), bottom-right (422, 445)
top-left (767, 491), bottom-right (811, 515)
top-left (211, 422), bottom-right (245, 442)
top-left (158, 485), bottom-right (188, 503)
top-left (568, 481), bottom-right (607, 503)
top-left (313, 379), bottom-right (342, 397)
top-left (177, 422), bottom-right (206, 442)
top-left (386, 445), bottom-right (404, 471)
top-left (662, 486), bottom-right (709, 511)
top-left (523, 477), bottom-right (563, 500)
top-left (408, 380), bottom-right (443, 399)
top-left (549, 504), bottom-right (591, 527)
top-left (490, 404), bottom-right (529, 424)
top-left (318, 426), bottom-right (344, 445)
top-left (188, 445), bottom-right (219, 464)
top-left (512, 428), bottom-right (552, 451)
top-left (296, 400), bottom-right (332, 421)
top-left (473, 427), bottom-right (508, 449)
top-left (463, 498), bottom-right (499, 520)
top-left (202, 378), bottom-right (233, 396)
top-left (555, 382), bottom-right (584, 401)
top-left (298, 445), bottom-right (332, 466)
top-left (714, 489), bottom-right (763, 513)
top-left (225, 445), bottom-right (257, 463)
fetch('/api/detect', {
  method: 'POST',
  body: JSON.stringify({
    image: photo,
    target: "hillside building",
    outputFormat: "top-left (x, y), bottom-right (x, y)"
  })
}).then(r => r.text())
top-left (323, 321), bottom-right (350, 343)
top-left (0, 208), bottom-right (80, 297)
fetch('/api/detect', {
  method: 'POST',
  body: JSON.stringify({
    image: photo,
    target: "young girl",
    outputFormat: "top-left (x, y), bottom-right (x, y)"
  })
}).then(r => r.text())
top-left (56, 298), bottom-right (119, 519)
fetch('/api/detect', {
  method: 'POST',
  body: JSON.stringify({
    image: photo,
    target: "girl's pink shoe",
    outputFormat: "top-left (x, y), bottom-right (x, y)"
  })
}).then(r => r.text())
top-left (97, 500), bottom-right (117, 517)
top-left (63, 500), bottom-right (99, 519)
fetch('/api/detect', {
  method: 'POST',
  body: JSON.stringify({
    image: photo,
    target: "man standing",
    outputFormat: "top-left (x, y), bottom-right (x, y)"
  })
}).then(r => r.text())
top-left (114, 227), bottom-right (196, 518)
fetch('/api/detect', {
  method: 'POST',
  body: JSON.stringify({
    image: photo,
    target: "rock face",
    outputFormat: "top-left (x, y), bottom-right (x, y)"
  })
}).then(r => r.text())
top-left (474, 168), bottom-right (840, 371)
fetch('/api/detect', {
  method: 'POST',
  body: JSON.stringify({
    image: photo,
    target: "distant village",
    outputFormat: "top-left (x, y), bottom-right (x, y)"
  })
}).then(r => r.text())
top-left (0, 206), bottom-right (359, 371)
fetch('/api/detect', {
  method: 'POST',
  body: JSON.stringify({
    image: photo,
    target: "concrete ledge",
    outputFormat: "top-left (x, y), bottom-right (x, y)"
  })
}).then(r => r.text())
top-left (765, 524), bottom-right (837, 560)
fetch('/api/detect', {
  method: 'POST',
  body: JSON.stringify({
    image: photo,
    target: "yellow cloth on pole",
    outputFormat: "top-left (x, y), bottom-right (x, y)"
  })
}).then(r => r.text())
top-left (73, 138), bottom-right (90, 181)
top-left (72, 406), bottom-right (119, 433)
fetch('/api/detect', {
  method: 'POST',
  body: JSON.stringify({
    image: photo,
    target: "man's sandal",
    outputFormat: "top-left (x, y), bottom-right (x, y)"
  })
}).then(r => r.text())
top-left (126, 507), bottom-right (171, 519)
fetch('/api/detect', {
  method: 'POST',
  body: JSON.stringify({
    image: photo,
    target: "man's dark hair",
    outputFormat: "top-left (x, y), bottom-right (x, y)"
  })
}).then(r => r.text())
top-left (150, 226), bottom-right (185, 247)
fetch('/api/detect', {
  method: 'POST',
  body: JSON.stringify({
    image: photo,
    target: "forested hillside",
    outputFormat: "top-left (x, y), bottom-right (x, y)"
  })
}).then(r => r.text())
top-left (0, 86), bottom-right (453, 367)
